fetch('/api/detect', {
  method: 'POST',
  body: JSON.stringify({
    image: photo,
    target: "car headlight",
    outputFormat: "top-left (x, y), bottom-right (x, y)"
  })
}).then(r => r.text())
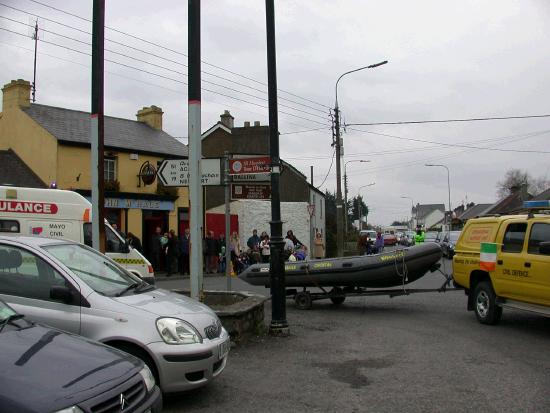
top-left (156, 318), bottom-right (202, 344)
top-left (53, 407), bottom-right (84, 413)
top-left (139, 364), bottom-right (156, 392)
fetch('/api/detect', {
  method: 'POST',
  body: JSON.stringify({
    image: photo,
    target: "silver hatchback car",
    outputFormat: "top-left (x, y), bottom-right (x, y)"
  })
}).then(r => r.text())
top-left (0, 235), bottom-right (230, 393)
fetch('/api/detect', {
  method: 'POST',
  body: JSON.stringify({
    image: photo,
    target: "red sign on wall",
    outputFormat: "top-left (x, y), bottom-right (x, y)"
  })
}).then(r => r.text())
top-left (229, 157), bottom-right (271, 175)
top-left (231, 184), bottom-right (271, 200)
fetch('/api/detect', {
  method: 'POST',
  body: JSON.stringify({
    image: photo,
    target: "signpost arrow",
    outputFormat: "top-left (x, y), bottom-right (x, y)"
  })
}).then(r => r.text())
top-left (157, 159), bottom-right (221, 187)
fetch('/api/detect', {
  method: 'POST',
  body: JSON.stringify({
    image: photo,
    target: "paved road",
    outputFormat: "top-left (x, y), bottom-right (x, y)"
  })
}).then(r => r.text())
top-left (158, 258), bottom-right (550, 412)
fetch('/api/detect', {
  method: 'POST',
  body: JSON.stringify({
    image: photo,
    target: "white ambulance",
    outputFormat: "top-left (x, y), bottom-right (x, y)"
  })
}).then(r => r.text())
top-left (0, 186), bottom-right (154, 282)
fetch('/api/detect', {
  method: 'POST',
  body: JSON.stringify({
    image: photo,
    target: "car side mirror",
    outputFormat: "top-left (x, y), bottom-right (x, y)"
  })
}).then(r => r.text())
top-left (539, 241), bottom-right (550, 255)
top-left (50, 285), bottom-right (73, 304)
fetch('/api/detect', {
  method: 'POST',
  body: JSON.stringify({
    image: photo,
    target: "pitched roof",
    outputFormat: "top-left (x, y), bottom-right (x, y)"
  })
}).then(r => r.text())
top-left (0, 149), bottom-right (47, 188)
top-left (485, 192), bottom-right (531, 215)
top-left (531, 188), bottom-right (550, 200)
top-left (414, 204), bottom-right (445, 220)
top-left (458, 203), bottom-right (493, 220)
top-left (23, 104), bottom-right (188, 157)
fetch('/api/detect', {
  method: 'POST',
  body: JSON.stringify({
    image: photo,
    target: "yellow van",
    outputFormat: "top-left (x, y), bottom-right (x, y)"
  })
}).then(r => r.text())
top-left (0, 186), bottom-right (154, 283)
top-left (453, 201), bottom-right (550, 324)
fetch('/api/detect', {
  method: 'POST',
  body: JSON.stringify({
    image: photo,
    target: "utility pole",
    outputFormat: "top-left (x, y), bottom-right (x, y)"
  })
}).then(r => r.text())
top-left (334, 106), bottom-right (344, 257)
top-left (189, 0), bottom-right (203, 300)
top-left (90, 0), bottom-right (105, 253)
top-left (265, 0), bottom-right (289, 336)
top-left (32, 19), bottom-right (38, 102)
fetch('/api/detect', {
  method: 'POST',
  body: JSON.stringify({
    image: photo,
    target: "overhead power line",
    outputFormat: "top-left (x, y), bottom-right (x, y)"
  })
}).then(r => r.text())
top-left (0, 11), bottom-right (330, 121)
top-left (346, 114), bottom-right (550, 127)
top-left (346, 127), bottom-right (550, 154)
top-left (0, 26), bottom-right (330, 128)
top-left (22, 0), bottom-right (331, 110)
top-left (0, 38), bottom-right (326, 136)
top-left (316, 148), bottom-right (336, 190)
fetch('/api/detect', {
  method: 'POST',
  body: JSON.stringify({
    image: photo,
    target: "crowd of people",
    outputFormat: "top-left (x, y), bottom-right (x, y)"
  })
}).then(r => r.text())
top-left (112, 222), bottom-right (327, 276)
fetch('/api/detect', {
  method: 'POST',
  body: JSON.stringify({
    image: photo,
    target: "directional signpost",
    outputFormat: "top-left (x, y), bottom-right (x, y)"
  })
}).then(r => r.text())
top-left (157, 159), bottom-right (221, 187)
top-left (229, 156), bottom-right (271, 200)
top-left (231, 183), bottom-right (271, 200)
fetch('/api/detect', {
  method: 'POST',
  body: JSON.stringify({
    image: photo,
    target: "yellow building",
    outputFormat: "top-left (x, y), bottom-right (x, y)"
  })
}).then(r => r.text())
top-left (0, 78), bottom-right (189, 260)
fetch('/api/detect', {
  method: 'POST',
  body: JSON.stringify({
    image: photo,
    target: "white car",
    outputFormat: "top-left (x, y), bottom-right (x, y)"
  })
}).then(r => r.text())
top-left (0, 235), bottom-right (230, 393)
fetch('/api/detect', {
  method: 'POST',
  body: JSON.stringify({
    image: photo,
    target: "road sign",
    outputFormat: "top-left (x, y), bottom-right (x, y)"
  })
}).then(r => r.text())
top-left (229, 156), bottom-right (271, 175)
top-left (230, 172), bottom-right (270, 182)
top-left (231, 184), bottom-right (271, 200)
top-left (157, 159), bottom-right (221, 187)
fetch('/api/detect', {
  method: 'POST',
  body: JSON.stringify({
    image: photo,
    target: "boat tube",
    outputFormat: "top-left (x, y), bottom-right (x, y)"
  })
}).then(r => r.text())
top-left (238, 242), bottom-right (442, 288)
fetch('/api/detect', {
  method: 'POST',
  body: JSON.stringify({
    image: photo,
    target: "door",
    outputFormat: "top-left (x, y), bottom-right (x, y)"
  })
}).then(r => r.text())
top-left (526, 222), bottom-right (550, 305)
top-left (0, 243), bottom-right (81, 334)
top-left (494, 221), bottom-right (528, 300)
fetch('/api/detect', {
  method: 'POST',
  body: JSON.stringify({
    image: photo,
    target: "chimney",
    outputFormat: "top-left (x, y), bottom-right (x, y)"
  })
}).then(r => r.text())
top-left (254, 121), bottom-right (260, 126)
top-left (2, 79), bottom-right (31, 110)
top-left (220, 110), bottom-right (234, 128)
top-left (136, 105), bottom-right (163, 130)
top-left (244, 121), bottom-right (251, 127)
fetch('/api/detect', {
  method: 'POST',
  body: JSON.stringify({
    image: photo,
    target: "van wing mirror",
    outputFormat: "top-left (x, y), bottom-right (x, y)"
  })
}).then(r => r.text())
top-left (539, 241), bottom-right (550, 255)
top-left (50, 285), bottom-right (73, 304)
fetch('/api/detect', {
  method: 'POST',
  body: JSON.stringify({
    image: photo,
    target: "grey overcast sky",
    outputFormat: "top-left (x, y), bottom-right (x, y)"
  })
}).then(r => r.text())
top-left (1, 0), bottom-right (549, 226)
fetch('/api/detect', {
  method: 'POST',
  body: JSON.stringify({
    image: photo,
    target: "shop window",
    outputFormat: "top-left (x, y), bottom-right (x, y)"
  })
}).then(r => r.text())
top-left (502, 223), bottom-right (527, 253)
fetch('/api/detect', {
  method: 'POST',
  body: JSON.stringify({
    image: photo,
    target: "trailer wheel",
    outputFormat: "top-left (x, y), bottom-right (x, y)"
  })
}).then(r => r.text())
top-left (295, 291), bottom-right (313, 310)
top-left (330, 287), bottom-right (346, 305)
top-left (473, 281), bottom-right (502, 325)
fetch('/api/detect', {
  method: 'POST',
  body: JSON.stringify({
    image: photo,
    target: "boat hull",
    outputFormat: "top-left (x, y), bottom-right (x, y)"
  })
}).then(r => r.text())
top-left (238, 242), bottom-right (442, 288)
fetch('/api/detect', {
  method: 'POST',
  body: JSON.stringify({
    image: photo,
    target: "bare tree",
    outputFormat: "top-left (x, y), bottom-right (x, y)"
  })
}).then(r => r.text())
top-left (496, 169), bottom-right (550, 199)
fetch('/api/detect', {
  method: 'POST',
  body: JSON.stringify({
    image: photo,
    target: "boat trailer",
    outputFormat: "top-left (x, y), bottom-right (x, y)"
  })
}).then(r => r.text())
top-left (285, 265), bottom-right (458, 310)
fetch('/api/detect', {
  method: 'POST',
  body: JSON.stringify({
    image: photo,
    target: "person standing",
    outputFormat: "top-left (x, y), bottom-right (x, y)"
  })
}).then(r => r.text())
top-left (218, 233), bottom-right (226, 273)
top-left (375, 232), bottom-right (384, 254)
top-left (151, 226), bottom-right (162, 272)
top-left (205, 231), bottom-right (219, 274)
top-left (259, 234), bottom-right (270, 263)
top-left (179, 228), bottom-right (190, 275)
top-left (230, 231), bottom-right (241, 275)
top-left (247, 229), bottom-right (261, 251)
top-left (313, 232), bottom-right (325, 259)
top-left (165, 230), bottom-right (178, 276)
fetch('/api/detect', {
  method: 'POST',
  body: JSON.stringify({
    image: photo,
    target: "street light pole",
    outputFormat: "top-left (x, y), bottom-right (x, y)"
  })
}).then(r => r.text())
top-left (357, 182), bottom-right (375, 230)
top-left (400, 196), bottom-right (414, 229)
top-left (425, 164), bottom-right (451, 232)
top-left (344, 159), bottom-right (369, 236)
top-left (334, 60), bottom-right (387, 257)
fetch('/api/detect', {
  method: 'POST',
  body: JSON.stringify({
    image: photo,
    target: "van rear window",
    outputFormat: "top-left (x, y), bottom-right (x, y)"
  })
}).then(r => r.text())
top-left (0, 220), bottom-right (20, 233)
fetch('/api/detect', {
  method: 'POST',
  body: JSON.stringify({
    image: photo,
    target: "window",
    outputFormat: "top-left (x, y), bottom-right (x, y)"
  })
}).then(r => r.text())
top-left (528, 223), bottom-right (550, 254)
top-left (104, 157), bottom-right (117, 181)
top-left (0, 244), bottom-right (69, 302)
top-left (83, 223), bottom-right (124, 253)
top-left (502, 223), bottom-right (527, 253)
top-left (0, 220), bottom-right (20, 233)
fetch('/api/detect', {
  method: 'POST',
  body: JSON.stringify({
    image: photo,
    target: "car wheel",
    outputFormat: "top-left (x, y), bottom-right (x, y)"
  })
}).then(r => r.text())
top-left (295, 291), bottom-right (313, 310)
top-left (329, 287), bottom-right (346, 305)
top-left (473, 281), bottom-right (502, 325)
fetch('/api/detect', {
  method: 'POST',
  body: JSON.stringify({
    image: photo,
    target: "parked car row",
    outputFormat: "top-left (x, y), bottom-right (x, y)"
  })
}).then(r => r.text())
top-left (0, 235), bottom-right (231, 412)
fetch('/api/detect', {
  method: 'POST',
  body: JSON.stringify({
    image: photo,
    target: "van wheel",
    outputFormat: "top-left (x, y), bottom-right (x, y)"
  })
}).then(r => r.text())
top-left (473, 281), bottom-right (502, 325)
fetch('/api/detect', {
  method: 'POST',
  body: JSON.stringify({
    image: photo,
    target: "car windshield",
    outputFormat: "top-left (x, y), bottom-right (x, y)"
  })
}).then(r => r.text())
top-left (43, 244), bottom-right (141, 296)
